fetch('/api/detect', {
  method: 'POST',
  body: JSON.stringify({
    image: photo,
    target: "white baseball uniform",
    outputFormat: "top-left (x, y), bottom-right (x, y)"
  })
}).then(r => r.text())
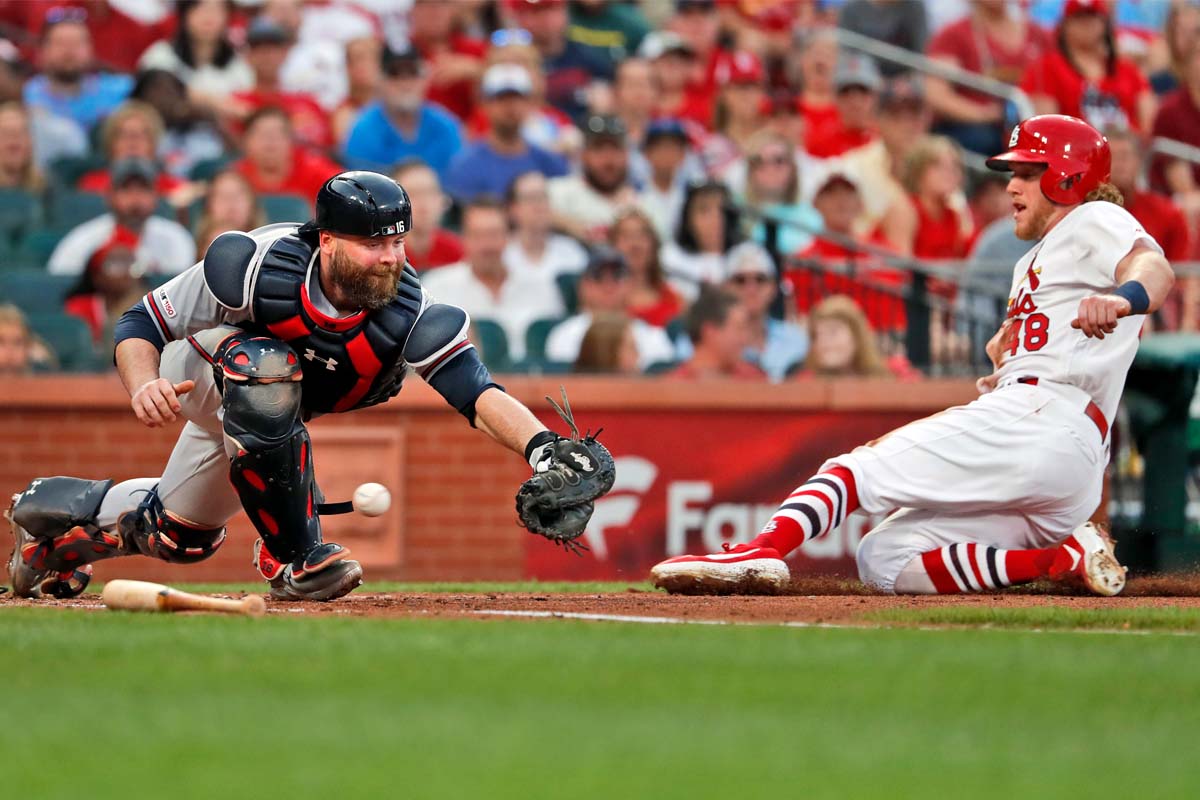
top-left (835, 201), bottom-right (1161, 591)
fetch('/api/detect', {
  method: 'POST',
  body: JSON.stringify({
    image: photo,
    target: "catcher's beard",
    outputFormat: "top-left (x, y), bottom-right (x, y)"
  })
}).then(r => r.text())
top-left (326, 244), bottom-right (402, 310)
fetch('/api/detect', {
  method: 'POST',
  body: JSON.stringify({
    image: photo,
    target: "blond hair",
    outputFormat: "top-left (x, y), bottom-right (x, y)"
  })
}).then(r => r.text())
top-left (901, 135), bottom-right (961, 195)
top-left (574, 313), bottom-right (634, 374)
top-left (743, 129), bottom-right (799, 206)
top-left (0, 303), bottom-right (57, 371)
top-left (804, 295), bottom-right (890, 377)
top-left (1084, 181), bottom-right (1124, 206)
top-left (99, 100), bottom-right (165, 158)
top-left (0, 102), bottom-right (45, 191)
top-left (0, 303), bottom-right (31, 336)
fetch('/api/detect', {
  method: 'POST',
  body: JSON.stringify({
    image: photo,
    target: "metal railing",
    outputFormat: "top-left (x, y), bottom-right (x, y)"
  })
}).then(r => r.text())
top-left (832, 27), bottom-right (1035, 120)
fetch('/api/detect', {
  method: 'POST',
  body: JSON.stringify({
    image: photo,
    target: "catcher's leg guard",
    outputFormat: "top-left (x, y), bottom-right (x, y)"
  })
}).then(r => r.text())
top-left (118, 489), bottom-right (226, 565)
top-left (221, 335), bottom-right (360, 601)
top-left (6, 477), bottom-right (119, 598)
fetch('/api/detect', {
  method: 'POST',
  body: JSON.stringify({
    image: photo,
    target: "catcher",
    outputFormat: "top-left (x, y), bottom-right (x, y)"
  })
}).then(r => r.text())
top-left (5, 171), bottom-right (614, 602)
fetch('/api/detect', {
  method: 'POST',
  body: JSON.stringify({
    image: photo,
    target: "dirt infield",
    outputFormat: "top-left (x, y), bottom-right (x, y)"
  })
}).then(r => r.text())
top-left (4, 575), bottom-right (1200, 625)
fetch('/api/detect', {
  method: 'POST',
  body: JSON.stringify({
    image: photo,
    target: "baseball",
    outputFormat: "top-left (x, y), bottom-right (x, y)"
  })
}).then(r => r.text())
top-left (352, 483), bottom-right (391, 517)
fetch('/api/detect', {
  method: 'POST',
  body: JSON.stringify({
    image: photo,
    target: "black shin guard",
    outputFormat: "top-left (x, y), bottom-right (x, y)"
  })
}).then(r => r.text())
top-left (221, 335), bottom-right (323, 566)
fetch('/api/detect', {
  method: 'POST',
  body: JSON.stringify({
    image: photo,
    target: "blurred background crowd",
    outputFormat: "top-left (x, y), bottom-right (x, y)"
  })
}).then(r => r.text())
top-left (0, 0), bottom-right (1198, 382)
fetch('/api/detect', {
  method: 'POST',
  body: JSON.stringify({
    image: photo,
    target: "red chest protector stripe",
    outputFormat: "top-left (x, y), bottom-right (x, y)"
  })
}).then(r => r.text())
top-left (300, 284), bottom-right (367, 332)
top-left (334, 333), bottom-right (383, 412)
top-left (267, 314), bottom-right (311, 341)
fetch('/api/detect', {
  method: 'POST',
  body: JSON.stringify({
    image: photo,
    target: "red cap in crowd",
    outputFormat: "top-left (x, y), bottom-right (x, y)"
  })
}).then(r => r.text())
top-left (715, 51), bottom-right (764, 85)
top-left (506, 0), bottom-right (564, 9)
top-left (1063, 0), bottom-right (1109, 17)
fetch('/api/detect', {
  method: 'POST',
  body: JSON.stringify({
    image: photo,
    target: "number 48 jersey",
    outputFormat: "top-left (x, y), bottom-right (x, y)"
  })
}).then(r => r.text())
top-left (994, 200), bottom-right (1163, 422)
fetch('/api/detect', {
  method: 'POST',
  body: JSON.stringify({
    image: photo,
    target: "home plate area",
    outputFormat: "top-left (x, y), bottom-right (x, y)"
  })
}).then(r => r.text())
top-left (5, 575), bottom-right (1200, 630)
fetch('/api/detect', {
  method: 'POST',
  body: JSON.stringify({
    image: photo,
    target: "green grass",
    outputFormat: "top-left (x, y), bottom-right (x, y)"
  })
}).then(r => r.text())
top-left (869, 605), bottom-right (1200, 632)
top-left (2, 607), bottom-right (1198, 799)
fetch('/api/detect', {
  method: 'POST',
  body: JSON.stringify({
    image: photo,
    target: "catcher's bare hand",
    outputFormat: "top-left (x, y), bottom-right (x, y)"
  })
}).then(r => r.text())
top-left (1071, 294), bottom-right (1131, 340)
top-left (132, 379), bottom-right (195, 428)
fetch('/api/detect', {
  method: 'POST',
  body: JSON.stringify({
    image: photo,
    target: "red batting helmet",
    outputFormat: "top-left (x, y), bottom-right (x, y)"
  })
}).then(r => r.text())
top-left (986, 114), bottom-right (1111, 205)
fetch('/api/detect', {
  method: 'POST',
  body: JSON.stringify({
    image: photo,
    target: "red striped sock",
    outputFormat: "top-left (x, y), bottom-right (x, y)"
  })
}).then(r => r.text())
top-left (749, 466), bottom-right (860, 557)
top-left (920, 542), bottom-right (1058, 594)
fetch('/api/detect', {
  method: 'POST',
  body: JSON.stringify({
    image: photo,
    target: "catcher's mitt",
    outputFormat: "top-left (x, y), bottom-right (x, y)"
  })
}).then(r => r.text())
top-left (516, 389), bottom-right (615, 556)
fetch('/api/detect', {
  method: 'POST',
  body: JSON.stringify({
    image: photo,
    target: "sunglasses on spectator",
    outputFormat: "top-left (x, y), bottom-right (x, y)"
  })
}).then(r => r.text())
top-left (729, 273), bottom-right (772, 285)
top-left (491, 28), bottom-right (533, 48)
top-left (45, 6), bottom-right (87, 25)
top-left (750, 153), bottom-right (790, 167)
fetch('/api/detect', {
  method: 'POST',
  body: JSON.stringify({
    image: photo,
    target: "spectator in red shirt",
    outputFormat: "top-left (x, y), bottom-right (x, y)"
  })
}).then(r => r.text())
top-left (408, 0), bottom-right (486, 122)
top-left (879, 134), bottom-right (972, 260)
top-left (64, 235), bottom-right (148, 349)
top-left (790, 173), bottom-right (906, 331)
top-left (608, 206), bottom-right (683, 328)
top-left (797, 173), bottom-right (870, 264)
top-left (231, 16), bottom-right (332, 151)
top-left (1108, 130), bottom-right (1190, 263)
top-left (926, 0), bottom-right (1052, 156)
top-left (667, 286), bottom-right (766, 380)
top-left (77, 101), bottom-right (186, 197)
top-left (1019, 0), bottom-right (1154, 132)
top-left (702, 50), bottom-right (767, 176)
top-left (394, 159), bottom-right (463, 272)
top-left (806, 52), bottom-right (881, 158)
top-left (232, 106), bottom-right (341, 204)
top-left (668, 0), bottom-right (724, 87)
top-left (1106, 127), bottom-right (1193, 330)
top-left (1151, 41), bottom-right (1200, 198)
top-left (0, 1), bottom-right (172, 74)
top-left (795, 28), bottom-right (839, 155)
top-left (638, 31), bottom-right (711, 129)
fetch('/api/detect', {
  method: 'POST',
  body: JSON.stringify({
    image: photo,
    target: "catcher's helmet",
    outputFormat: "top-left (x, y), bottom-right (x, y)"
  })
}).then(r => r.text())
top-left (306, 171), bottom-right (412, 237)
top-left (986, 114), bottom-right (1111, 205)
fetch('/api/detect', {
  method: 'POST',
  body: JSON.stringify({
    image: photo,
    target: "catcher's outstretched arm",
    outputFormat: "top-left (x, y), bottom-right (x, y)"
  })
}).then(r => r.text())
top-left (474, 387), bottom-right (548, 457)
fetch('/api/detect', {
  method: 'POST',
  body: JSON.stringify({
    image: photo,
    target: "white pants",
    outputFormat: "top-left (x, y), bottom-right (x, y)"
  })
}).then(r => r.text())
top-left (825, 381), bottom-right (1107, 592)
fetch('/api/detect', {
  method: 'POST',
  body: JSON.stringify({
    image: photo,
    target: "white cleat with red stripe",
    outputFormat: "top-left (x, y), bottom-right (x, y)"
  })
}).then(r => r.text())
top-left (651, 543), bottom-right (790, 595)
top-left (1049, 522), bottom-right (1127, 596)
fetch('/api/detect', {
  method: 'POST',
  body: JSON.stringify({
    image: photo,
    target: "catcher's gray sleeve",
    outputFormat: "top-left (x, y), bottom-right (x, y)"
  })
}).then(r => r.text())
top-left (114, 225), bottom-right (292, 350)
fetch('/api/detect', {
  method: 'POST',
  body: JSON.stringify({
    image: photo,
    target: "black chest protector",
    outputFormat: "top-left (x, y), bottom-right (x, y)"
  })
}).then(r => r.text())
top-left (245, 235), bottom-right (423, 414)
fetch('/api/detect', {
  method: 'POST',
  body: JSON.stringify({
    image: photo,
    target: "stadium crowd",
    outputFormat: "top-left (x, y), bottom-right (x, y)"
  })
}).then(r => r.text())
top-left (0, 0), bottom-right (1197, 381)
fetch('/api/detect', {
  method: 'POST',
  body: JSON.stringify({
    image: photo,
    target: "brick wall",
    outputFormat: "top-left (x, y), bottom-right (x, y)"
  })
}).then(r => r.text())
top-left (0, 375), bottom-right (978, 584)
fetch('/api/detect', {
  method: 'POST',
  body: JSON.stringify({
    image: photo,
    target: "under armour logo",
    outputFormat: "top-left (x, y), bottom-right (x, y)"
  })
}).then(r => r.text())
top-left (569, 452), bottom-right (594, 472)
top-left (25, 479), bottom-right (43, 495)
top-left (304, 349), bottom-right (338, 371)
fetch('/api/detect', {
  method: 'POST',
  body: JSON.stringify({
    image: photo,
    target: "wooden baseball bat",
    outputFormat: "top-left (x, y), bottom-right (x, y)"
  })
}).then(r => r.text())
top-left (101, 579), bottom-right (266, 616)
